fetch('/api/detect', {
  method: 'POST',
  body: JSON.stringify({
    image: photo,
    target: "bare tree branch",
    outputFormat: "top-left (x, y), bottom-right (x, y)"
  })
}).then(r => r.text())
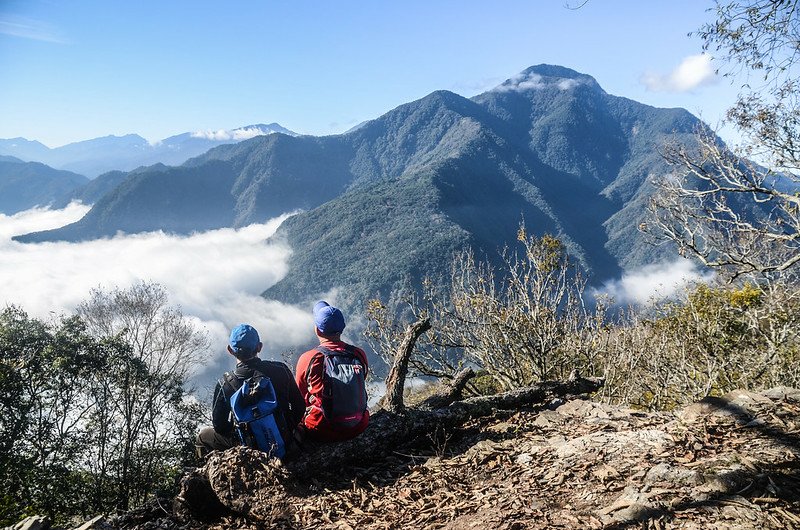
top-left (379, 317), bottom-right (431, 413)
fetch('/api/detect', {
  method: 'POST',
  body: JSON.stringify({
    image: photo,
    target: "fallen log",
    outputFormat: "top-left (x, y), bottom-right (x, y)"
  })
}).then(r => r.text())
top-left (418, 366), bottom-right (476, 409)
top-left (290, 372), bottom-right (604, 475)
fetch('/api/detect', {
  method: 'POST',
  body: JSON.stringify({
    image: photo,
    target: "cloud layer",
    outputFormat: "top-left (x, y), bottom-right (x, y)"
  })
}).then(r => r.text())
top-left (593, 259), bottom-right (714, 305)
top-left (190, 126), bottom-right (274, 141)
top-left (492, 72), bottom-right (587, 93)
top-left (641, 54), bottom-right (718, 93)
top-left (0, 204), bottom-right (316, 391)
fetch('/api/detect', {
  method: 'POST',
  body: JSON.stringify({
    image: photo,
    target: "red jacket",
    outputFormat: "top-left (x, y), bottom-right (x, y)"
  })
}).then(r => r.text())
top-left (295, 339), bottom-right (370, 442)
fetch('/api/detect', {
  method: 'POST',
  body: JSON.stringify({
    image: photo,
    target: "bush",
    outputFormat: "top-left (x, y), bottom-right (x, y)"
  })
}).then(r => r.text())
top-left (597, 281), bottom-right (800, 410)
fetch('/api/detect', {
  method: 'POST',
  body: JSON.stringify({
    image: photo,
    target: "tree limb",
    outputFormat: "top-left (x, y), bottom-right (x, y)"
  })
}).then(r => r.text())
top-left (379, 317), bottom-right (431, 413)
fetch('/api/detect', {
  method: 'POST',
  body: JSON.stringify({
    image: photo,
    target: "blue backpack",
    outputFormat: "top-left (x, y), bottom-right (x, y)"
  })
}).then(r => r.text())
top-left (222, 372), bottom-right (286, 458)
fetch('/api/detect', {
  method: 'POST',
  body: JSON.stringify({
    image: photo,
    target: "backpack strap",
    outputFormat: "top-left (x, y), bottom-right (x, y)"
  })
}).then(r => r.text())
top-left (315, 344), bottom-right (359, 359)
top-left (219, 371), bottom-right (240, 401)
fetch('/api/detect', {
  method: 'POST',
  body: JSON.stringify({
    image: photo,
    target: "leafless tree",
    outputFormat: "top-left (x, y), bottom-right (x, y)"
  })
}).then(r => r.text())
top-left (77, 281), bottom-right (209, 509)
top-left (596, 280), bottom-right (800, 410)
top-left (647, 127), bottom-right (800, 280)
top-left (648, 1), bottom-right (800, 282)
top-left (367, 229), bottom-right (600, 392)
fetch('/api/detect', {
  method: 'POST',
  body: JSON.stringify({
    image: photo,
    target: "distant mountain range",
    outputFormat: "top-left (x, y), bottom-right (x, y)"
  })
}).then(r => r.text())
top-left (0, 159), bottom-right (88, 214)
top-left (14, 65), bottom-right (701, 311)
top-left (0, 123), bottom-right (296, 178)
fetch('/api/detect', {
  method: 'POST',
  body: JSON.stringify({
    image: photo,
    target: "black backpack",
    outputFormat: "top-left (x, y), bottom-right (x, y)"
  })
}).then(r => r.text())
top-left (315, 346), bottom-right (368, 428)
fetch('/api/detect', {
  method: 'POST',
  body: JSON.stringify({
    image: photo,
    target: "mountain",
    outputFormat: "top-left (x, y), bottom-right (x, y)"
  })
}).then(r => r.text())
top-left (0, 124), bottom-right (297, 178)
top-left (15, 65), bottom-right (700, 310)
top-left (265, 67), bottom-right (698, 306)
top-left (0, 160), bottom-right (88, 214)
top-left (51, 169), bottom-right (131, 209)
top-left (0, 138), bottom-right (52, 163)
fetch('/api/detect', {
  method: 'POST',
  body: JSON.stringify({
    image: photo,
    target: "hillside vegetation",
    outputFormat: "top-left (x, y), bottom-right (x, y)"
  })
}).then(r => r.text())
top-left (0, 160), bottom-right (87, 214)
top-left (15, 64), bottom-right (700, 311)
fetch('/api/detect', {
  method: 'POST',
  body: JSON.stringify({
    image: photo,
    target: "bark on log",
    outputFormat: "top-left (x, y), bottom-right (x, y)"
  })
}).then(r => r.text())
top-left (418, 367), bottom-right (476, 409)
top-left (379, 317), bottom-right (431, 413)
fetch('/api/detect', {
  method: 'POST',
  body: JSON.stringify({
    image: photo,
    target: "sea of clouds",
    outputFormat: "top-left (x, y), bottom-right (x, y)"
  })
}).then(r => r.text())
top-left (0, 203), bottom-right (324, 394)
top-left (1, 203), bottom-right (713, 400)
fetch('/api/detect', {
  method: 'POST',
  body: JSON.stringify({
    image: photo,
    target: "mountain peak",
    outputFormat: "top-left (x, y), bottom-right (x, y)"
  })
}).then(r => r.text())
top-left (522, 64), bottom-right (590, 79)
top-left (489, 64), bottom-right (600, 94)
top-left (420, 89), bottom-right (470, 106)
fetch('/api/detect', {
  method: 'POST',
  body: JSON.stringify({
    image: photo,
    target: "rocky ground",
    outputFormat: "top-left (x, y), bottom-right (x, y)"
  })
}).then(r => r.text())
top-left (10, 387), bottom-right (800, 530)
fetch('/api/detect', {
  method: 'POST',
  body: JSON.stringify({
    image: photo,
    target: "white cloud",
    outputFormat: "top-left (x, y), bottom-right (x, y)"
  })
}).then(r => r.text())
top-left (641, 54), bottom-right (718, 93)
top-left (557, 78), bottom-right (579, 90)
top-left (492, 72), bottom-right (586, 93)
top-left (493, 72), bottom-right (545, 93)
top-left (0, 205), bottom-right (314, 391)
top-left (190, 126), bottom-right (273, 141)
top-left (593, 260), bottom-right (714, 305)
top-left (232, 126), bottom-right (272, 140)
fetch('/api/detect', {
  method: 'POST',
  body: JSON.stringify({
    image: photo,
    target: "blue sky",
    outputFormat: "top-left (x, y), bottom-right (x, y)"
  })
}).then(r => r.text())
top-left (0, 1), bottom-right (742, 147)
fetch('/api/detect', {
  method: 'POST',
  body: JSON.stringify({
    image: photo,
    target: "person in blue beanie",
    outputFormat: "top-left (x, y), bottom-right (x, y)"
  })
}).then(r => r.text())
top-left (295, 301), bottom-right (370, 442)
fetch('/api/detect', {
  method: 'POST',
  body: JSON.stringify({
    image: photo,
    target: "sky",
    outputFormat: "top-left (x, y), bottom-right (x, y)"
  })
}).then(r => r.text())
top-left (0, 0), bottom-right (744, 148)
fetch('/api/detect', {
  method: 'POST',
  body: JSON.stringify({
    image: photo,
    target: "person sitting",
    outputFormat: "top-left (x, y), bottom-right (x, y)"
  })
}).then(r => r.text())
top-left (196, 323), bottom-right (304, 456)
top-left (295, 301), bottom-right (370, 442)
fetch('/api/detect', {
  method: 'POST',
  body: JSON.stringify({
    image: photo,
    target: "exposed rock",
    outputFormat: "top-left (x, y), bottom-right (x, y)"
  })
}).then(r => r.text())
top-left (69, 515), bottom-right (110, 530)
top-left (5, 513), bottom-right (112, 530)
top-left (117, 385), bottom-right (800, 529)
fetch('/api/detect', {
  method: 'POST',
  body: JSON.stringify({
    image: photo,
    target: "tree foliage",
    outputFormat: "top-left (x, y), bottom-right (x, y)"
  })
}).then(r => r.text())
top-left (0, 283), bottom-right (208, 525)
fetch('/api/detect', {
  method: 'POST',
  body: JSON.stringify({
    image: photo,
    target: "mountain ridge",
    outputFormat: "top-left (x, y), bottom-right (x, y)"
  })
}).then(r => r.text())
top-left (0, 161), bottom-right (88, 214)
top-left (14, 64), bottom-right (699, 310)
top-left (0, 123), bottom-right (297, 178)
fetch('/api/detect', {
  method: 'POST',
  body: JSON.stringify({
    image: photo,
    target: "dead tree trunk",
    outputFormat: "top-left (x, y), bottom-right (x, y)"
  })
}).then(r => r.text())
top-left (285, 375), bottom-right (603, 477)
top-left (379, 317), bottom-right (431, 413)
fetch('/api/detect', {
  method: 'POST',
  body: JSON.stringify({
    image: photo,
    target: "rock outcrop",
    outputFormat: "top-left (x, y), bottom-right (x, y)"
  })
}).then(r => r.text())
top-left (10, 387), bottom-right (799, 529)
top-left (168, 386), bottom-right (799, 529)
